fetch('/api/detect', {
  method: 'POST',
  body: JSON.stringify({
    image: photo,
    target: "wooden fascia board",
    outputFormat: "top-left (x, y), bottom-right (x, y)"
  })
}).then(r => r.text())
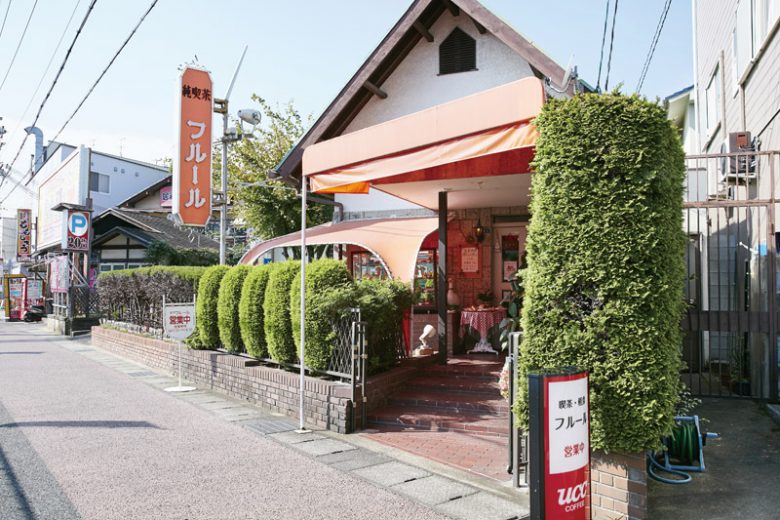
top-left (456, 0), bottom-right (566, 85)
top-left (276, 0), bottom-right (434, 180)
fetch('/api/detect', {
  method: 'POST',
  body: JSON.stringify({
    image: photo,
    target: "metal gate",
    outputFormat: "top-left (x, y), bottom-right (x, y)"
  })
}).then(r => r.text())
top-left (682, 150), bottom-right (779, 401)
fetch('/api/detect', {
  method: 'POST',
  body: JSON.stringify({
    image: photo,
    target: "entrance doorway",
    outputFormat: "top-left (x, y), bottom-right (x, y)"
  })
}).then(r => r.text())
top-left (492, 222), bottom-right (526, 304)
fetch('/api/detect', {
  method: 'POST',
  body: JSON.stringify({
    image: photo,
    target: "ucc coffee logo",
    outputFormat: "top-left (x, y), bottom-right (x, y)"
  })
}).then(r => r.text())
top-left (557, 480), bottom-right (589, 509)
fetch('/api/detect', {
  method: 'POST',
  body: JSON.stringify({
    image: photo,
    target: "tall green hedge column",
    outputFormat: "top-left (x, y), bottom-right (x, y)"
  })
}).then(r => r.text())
top-left (518, 93), bottom-right (686, 452)
top-left (195, 265), bottom-right (230, 349)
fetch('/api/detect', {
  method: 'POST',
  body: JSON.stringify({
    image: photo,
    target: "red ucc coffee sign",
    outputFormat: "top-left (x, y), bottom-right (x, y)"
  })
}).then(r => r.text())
top-left (529, 370), bottom-right (590, 520)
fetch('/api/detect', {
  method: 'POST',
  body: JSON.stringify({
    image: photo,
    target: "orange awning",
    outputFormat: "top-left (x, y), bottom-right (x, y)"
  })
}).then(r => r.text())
top-left (303, 77), bottom-right (544, 194)
top-left (239, 217), bottom-right (438, 283)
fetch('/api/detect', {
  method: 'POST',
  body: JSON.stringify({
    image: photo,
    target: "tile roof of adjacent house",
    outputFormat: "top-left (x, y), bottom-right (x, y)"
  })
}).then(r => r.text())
top-left (93, 208), bottom-right (218, 250)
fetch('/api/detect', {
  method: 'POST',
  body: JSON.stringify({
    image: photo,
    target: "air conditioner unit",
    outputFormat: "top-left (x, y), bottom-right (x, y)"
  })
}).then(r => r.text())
top-left (719, 131), bottom-right (757, 182)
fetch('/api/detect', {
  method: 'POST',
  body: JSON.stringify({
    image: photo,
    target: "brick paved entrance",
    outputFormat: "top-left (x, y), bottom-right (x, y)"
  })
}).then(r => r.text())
top-left (362, 356), bottom-right (510, 482)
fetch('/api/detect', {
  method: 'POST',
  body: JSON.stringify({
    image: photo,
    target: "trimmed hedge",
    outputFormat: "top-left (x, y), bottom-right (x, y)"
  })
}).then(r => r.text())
top-left (239, 265), bottom-right (272, 359)
top-left (517, 93), bottom-right (686, 452)
top-left (290, 259), bottom-right (353, 370)
top-left (195, 265), bottom-right (230, 349)
top-left (98, 266), bottom-right (207, 328)
top-left (264, 261), bottom-right (300, 364)
top-left (217, 265), bottom-right (252, 353)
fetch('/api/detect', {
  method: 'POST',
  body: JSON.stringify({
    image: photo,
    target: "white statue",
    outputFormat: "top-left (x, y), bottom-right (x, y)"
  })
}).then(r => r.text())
top-left (414, 324), bottom-right (436, 357)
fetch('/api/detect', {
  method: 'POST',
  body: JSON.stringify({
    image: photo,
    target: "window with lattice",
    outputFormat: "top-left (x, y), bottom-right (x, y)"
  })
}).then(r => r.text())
top-left (439, 27), bottom-right (476, 75)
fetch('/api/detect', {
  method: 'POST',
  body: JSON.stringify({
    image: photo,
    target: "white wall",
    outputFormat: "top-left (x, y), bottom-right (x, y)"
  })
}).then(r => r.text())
top-left (88, 152), bottom-right (169, 214)
top-left (0, 217), bottom-right (17, 270)
top-left (335, 10), bottom-right (536, 215)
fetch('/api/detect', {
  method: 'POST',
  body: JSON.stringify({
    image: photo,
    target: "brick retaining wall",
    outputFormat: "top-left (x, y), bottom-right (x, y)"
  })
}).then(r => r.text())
top-left (91, 326), bottom-right (428, 434)
top-left (590, 451), bottom-right (647, 519)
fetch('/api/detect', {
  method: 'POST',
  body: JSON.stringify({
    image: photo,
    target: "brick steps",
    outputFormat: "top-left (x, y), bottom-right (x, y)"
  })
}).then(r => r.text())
top-left (367, 405), bottom-right (510, 437)
top-left (424, 359), bottom-right (504, 378)
top-left (406, 375), bottom-right (501, 395)
top-left (366, 356), bottom-right (510, 440)
top-left (388, 389), bottom-right (509, 415)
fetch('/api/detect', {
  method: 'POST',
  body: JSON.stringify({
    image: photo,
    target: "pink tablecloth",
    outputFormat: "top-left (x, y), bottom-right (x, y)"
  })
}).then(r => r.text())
top-left (460, 308), bottom-right (506, 338)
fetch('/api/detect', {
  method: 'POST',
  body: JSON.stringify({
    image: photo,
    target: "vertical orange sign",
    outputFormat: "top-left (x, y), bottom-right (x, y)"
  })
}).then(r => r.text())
top-left (16, 209), bottom-right (31, 262)
top-left (174, 67), bottom-right (213, 226)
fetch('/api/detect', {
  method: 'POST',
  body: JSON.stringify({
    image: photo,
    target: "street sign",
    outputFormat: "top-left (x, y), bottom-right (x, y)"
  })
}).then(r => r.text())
top-left (163, 303), bottom-right (196, 340)
top-left (529, 369), bottom-right (590, 520)
top-left (163, 296), bottom-right (197, 393)
top-left (62, 209), bottom-right (90, 252)
top-left (173, 66), bottom-right (213, 227)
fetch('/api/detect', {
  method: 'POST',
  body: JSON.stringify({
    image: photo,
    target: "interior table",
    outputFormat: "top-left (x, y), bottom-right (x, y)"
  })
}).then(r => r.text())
top-left (460, 308), bottom-right (506, 355)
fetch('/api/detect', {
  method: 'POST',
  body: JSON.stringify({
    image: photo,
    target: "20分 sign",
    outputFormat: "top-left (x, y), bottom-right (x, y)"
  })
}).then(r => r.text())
top-left (62, 210), bottom-right (90, 252)
top-left (529, 370), bottom-right (590, 520)
top-left (173, 66), bottom-right (212, 227)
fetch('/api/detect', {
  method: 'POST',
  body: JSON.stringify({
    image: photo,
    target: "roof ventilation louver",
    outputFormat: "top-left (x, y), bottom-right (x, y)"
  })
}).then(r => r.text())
top-left (439, 27), bottom-right (476, 75)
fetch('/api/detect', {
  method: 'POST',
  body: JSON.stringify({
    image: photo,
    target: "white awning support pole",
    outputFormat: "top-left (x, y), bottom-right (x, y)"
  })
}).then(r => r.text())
top-left (297, 177), bottom-right (308, 432)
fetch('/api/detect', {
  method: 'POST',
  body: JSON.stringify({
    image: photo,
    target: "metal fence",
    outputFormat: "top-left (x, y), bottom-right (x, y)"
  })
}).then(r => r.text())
top-left (508, 331), bottom-right (528, 487)
top-left (52, 286), bottom-right (100, 319)
top-left (681, 150), bottom-right (780, 401)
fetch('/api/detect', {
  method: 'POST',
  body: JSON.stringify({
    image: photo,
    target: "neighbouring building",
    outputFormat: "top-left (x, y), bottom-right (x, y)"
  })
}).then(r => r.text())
top-left (31, 141), bottom-right (170, 256)
top-left (679, 0), bottom-right (780, 403)
top-left (92, 207), bottom-right (218, 272)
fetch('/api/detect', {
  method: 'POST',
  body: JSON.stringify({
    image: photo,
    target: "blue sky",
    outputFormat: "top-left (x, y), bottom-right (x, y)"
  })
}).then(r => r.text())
top-left (0, 0), bottom-right (692, 192)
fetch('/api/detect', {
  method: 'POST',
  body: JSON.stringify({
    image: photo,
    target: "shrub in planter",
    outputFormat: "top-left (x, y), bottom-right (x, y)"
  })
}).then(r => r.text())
top-left (239, 265), bottom-right (272, 359)
top-left (217, 265), bottom-right (252, 353)
top-left (517, 93), bottom-right (686, 452)
top-left (97, 266), bottom-right (207, 327)
top-left (264, 261), bottom-right (300, 363)
top-left (290, 259), bottom-right (353, 371)
top-left (195, 265), bottom-right (230, 349)
top-left (320, 278), bottom-right (413, 375)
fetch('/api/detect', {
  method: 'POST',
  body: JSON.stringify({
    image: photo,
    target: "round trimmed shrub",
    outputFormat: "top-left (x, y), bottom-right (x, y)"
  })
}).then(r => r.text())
top-left (239, 265), bottom-right (272, 358)
top-left (290, 259), bottom-right (353, 370)
top-left (217, 265), bottom-right (252, 353)
top-left (517, 93), bottom-right (686, 452)
top-left (195, 265), bottom-right (230, 349)
top-left (263, 261), bottom-right (300, 363)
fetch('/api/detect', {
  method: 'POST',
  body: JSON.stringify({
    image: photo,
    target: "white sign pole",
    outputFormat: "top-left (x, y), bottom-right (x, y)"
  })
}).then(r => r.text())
top-left (163, 294), bottom-right (197, 393)
top-left (296, 178), bottom-right (309, 434)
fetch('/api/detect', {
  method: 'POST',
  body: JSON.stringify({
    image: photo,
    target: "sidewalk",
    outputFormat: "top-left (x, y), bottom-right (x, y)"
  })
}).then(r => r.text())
top-left (0, 323), bottom-right (529, 520)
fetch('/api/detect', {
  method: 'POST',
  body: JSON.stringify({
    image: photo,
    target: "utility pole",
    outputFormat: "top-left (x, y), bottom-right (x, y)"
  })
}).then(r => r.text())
top-left (213, 46), bottom-right (247, 265)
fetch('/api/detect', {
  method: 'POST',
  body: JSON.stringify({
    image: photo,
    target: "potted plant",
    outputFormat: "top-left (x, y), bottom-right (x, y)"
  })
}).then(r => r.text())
top-left (476, 290), bottom-right (494, 306)
top-left (729, 339), bottom-right (751, 396)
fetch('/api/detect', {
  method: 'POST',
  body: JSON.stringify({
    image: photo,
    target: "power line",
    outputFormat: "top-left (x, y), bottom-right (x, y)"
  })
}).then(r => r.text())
top-left (595, 0), bottom-right (610, 92)
top-left (49, 0), bottom-right (160, 144)
top-left (604, 0), bottom-right (619, 92)
top-left (0, 0), bottom-right (98, 195)
top-left (1, 0), bottom-right (83, 161)
top-left (0, 0), bottom-right (12, 44)
top-left (636, 0), bottom-right (673, 93)
top-left (0, 0), bottom-right (39, 94)
top-left (0, 0), bottom-right (159, 205)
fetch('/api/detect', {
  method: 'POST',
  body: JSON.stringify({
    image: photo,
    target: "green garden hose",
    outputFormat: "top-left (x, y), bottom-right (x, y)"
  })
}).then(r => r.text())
top-left (668, 422), bottom-right (699, 466)
top-left (647, 418), bottom-right (704, 485)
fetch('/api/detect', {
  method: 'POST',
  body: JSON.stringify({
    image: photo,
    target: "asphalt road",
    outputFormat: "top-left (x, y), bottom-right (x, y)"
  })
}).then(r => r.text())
top-left (0, 322), bottom-right (448, 520)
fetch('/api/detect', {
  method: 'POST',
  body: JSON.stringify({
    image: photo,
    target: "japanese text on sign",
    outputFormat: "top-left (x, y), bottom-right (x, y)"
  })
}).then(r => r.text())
top-left (547, 375), bottom-right (589, 474)
top-left (16, 209), bottom-right (31, 262)
top-left (174, 67), bottom-right (212, 226)
top-left (163, 303), bottom-right (196, 340)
